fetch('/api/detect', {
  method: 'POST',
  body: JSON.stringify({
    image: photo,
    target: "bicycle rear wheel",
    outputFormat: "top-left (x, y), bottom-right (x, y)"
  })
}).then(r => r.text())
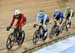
top-left (6, 33), bottom-right (14, 50)
top-left (17, 31), bottom-right (25, 46)
top-left (39, 26), bottom-right (47, 41)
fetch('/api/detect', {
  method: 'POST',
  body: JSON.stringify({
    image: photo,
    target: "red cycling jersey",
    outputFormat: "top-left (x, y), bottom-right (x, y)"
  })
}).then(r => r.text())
top-left (10, 13), bottom-right (26, 31)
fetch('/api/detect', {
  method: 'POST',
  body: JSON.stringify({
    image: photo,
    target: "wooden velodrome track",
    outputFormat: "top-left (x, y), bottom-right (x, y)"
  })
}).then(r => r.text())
top-left (0, 0), bottom-right (75, 53)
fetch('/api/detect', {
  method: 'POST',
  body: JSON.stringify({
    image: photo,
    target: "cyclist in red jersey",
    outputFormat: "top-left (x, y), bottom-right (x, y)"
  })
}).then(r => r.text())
top-left (6, 9), bottom-right (26, 39)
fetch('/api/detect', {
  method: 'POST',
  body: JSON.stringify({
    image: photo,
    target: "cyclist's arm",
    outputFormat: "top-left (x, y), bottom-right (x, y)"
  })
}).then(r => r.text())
top-left (20, 17), bottom-right (26, 27)
top-left (36, 14), bottom-right (40, 24)
top-left (53, 12), bottom-right (56, 19)
top-left (23, 16), bottom-right (26, 25)
top-left (59, 12), bottom-right (64, 24)
top-left (53, 12), bottom-right (58, 22)
top-left (53, 12), bottom-right (56, 23)
top-left (70, 10), bottom-right (73, 17)
top-left (10, 16), bottom-right (15, 27)
top-left (20, 14), bottom-right (26, 26)
top-left (43, 14), bottom-right (48, 24)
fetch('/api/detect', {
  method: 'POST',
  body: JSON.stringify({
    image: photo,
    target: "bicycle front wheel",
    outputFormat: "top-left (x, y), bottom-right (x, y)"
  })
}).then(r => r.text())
top-left (49, 26), bottom-right (55, 39)
top-left (6, 33), bottom-right (15, 50)
top-left (33, 30), bottom-right (39, 44)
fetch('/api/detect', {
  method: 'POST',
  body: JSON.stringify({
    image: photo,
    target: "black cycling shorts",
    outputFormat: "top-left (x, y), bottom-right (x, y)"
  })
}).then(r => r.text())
top-left (66, 13), bottom-right (70, 20)
top-left (55, 17), bottom-right (60, 21)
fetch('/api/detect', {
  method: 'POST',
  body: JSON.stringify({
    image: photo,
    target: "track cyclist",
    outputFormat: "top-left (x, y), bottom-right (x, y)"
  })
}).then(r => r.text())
top-left (34, 10), bottom-right (49, 38)
top-left (64, 6), bottom-right (74, 28)
top-left (6, 9), bottom-right (27, 40)
top-left (53, 9), bottom-right (64, 27)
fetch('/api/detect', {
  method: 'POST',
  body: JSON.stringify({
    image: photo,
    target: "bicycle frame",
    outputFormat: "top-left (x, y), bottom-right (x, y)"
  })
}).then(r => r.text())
top-left (34, 24), bottom-right (44, 37)
top-left (12, 28), bottom-right (19, 41)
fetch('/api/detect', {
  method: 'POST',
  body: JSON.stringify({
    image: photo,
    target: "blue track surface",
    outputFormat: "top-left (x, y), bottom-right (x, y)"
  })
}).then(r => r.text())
top-left (61, 46), bottom-right (75, 53)
top-left (33, 36), bottom-right (75, 53)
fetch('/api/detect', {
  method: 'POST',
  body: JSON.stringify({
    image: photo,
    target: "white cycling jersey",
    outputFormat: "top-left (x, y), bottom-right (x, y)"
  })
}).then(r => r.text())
top-left (36, 12), bottom-right (48, 24)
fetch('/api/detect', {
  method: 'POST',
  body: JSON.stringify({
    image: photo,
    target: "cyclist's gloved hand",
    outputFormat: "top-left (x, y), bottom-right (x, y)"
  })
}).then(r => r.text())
top-left (33, 24), bottom-right (37, 28)
top-left (6, 26), bottom-right (11, 31)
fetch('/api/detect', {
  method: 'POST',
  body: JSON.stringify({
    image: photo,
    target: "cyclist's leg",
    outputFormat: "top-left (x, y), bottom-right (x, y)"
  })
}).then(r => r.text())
top-left (17, 26), bottom-right (22, 40)
top-left (65, 15), bottom-right (70, 27)
top-left (64, 16), bottom-right (68, 27)
top-left (59, 18), bottom-right (64, 32)
top-left (37, 20), bottom-right (42, 30)
top-left (59, 18), bottom-right (64, 28)
top-left (67, 17), bottom-right (71, 28)
top-left (54, 18), bottom-right (58, 27)
top-left (44, 25), bottom-right (48, 37)
top-left (65, 18), bottom-right (67, 25)
top-left (38, 19), bottom-right (43, 38)
top-left (43, 24), bottom-right (47, 33)
top-left (43, 18), bottom-right (49, 37)
top-left (59, 18), bottom-right (63, 24)
top-left (44, 18), bottom-right (49, 32)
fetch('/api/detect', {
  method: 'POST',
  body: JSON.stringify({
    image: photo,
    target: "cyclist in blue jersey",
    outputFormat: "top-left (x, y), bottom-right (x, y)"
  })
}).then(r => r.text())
top-left (53, 9), bottom-right (64, 26)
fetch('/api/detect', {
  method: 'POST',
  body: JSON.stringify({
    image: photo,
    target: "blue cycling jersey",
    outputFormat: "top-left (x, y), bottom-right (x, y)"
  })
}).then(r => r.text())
top-left (53, 11), bottom-right (64, 19)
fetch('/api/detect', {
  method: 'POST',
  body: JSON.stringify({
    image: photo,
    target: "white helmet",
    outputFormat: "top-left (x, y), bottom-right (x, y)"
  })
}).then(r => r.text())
top-left (14, 9), bottom-right (21, 15)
